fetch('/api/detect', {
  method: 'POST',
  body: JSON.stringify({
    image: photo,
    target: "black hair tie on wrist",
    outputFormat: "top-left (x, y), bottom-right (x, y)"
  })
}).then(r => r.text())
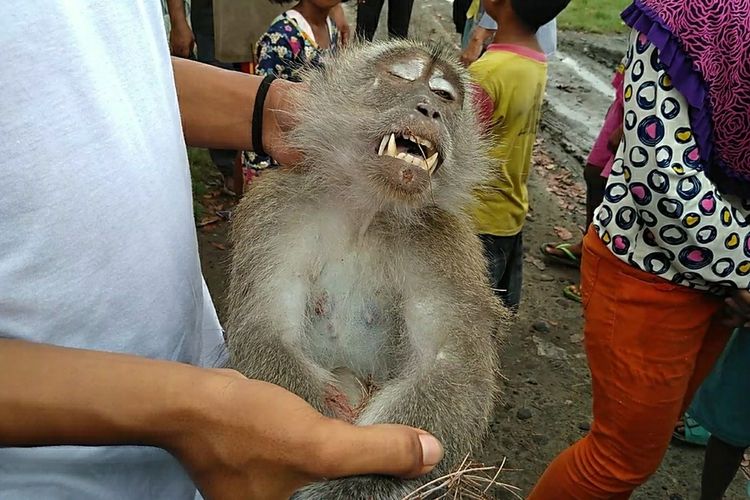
top-left (252, 74), bottom-right (277, 158)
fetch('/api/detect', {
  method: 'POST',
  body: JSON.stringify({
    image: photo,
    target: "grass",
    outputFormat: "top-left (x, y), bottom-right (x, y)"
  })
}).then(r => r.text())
top-left (558, 0), bottom-right (631, 33)
top-left (187, 148), bottom-right (220, 221)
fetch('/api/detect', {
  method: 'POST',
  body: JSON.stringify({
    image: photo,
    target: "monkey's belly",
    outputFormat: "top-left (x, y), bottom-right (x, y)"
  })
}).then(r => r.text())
top-left (305, 296), bottom-right (394, 382)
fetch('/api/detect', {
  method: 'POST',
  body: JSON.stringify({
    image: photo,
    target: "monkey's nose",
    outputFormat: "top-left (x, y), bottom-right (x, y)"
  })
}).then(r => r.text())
top-left (416, 102), bottom-right (441, 121)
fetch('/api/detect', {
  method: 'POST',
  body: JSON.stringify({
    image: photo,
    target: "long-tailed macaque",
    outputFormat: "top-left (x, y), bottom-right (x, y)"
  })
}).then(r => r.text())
top-left (226, 39), bottom-right (504, 499)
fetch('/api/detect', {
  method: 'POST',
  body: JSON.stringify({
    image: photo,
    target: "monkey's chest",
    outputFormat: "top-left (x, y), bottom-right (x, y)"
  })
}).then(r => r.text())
top-left (302, 253), bottom-right (399, 379)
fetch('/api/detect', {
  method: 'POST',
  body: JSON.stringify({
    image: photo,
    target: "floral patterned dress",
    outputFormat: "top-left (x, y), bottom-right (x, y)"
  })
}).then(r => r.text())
top-left (243, 11), bottom-right (339, 180)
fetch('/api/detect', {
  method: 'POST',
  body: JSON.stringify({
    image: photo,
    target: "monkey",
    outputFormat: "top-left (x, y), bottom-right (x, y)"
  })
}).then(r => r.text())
top-left (225, 39), bottom-right (505, 499)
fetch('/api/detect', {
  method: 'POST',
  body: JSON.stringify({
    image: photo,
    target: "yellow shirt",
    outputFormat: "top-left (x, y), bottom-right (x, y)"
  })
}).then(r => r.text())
top-left (469, 45), bottom-right (547, 236)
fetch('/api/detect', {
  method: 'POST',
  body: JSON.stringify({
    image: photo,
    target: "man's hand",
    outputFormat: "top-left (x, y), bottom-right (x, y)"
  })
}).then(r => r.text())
top-left (262, 79), bottom-right (303, 166)
top-left (169, 20), bottom-right (195, 58)
top-left (165, 0), bottom-right (194, 58)
top-left (0, 340), bottom-right (442, 500)
top-left (177, 370), bottom-right (443, 500)
top-left (722, 289), bottom-right (750, 327)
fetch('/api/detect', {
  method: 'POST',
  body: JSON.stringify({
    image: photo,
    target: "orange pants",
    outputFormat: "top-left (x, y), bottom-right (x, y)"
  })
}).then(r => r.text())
top-left (528, 229), bottom-right (731, 499)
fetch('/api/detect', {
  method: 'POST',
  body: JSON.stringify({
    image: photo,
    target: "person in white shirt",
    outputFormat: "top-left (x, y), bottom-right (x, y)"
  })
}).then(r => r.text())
top-left (0, 1), bottom-right (442, 499)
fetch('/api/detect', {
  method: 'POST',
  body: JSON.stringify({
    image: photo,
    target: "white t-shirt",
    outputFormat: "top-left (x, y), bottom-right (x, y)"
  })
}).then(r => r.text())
top-left (0, 1), bottom-right (226, 498)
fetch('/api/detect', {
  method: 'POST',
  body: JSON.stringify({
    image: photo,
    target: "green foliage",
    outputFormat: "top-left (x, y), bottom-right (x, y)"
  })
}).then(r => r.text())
top-left (558, 0), bottom-right (630, 33)
top-left (187, 148), bottom-right (219, 220)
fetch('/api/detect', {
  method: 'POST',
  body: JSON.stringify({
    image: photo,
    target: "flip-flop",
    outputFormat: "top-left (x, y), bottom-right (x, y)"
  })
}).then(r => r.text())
top-left (672, 413), bottom-right (710, 446)
top-left (563, 284), bottom-right (582, 303)
top-left (541, 242), bottom-right (581, 269)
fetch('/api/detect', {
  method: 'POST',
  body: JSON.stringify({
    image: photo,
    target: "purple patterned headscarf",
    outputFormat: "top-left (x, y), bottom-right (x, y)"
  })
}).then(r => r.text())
top-left (622, 0), bottom-right (750, 194)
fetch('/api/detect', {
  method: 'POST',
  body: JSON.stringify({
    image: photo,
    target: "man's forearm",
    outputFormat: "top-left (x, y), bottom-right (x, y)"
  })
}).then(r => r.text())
top-left (166, 0), bottom-right (188, 25)
top-left (172, 57), bottom-right (297, 164)
top-left (0, 339), bottom-right (202, 450)
top-left (470, 26), bottom-right (494, 46)
top-left (172, 57), bottom-right (259, 150)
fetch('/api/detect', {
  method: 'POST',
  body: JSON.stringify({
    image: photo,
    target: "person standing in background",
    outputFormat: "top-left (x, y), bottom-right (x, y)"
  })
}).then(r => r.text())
top-left (356, 0), bottom-right (414, 41)
top-left (529, 0), bottom-right (750, 496)
top-left (469, 0), bottom-right (570, 311)
top-left (461, 6), bottom-right (557, 66)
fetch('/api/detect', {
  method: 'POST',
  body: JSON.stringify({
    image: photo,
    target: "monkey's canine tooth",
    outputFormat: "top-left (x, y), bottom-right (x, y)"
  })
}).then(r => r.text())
top-left (387, 133), bottom-right (397, 156)
top-left (378, 135), bottom-right (389, 156)
top-left (426, 152), bottom-right (439, 171)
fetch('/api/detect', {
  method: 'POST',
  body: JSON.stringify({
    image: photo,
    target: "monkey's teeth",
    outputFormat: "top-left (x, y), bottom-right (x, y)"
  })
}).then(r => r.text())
top-left (387, 133), bottom-right (397, 156)
top-left (426, 152), bottom-right (439, 172)
top-left (378, 135), bottom-right (389, 156)
top-left (407, 134), bottom-right (434, 151)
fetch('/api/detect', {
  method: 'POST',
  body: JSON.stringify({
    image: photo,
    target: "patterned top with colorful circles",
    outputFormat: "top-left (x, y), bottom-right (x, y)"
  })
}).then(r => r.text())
top-left (255, 10), bottom-right (338, 82)
top-left (593, 29), bottom-right (750, 294)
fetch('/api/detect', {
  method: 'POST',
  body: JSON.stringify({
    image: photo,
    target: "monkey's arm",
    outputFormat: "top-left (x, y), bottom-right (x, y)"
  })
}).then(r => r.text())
top-left (357, 286), bottom-right (499, 464)
top-left (225, 180), bottom-right (334, 414)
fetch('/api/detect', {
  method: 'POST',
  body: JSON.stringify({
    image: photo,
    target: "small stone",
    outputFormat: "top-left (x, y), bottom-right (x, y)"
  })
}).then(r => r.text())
top-left (517, 408), bottom-right (533, 420)
top-left (539, 274), bottom-right (555, 282)
top-left (525, 378), bottom-right (539, 385)
top-left (569, 333), bottom-right (584, 343)
top-left (578, 422), bottom-right (591, 431)
top-left (532, 336), bottom-right (569, 360)
top-left (532, 321), bottom-right (550, 333)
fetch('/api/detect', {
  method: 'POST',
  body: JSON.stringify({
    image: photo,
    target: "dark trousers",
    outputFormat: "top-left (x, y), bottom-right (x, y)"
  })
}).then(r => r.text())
top-left (479, 232), bottom-right (523, 311)
top-left (191, 4), bottom-right (237, 179)
top-left (584, 163), bottom-right (607, 228)
top-left (356, 0), bottom-right (415, 41)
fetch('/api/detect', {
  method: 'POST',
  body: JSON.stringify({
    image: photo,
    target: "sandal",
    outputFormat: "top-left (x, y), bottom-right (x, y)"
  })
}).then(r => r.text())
top-left (541, 242), bottom-right (581, 269)
top-left (563, 284), bottom-right (582, 303)
top-left (672, 413), bottom-right (710, 446)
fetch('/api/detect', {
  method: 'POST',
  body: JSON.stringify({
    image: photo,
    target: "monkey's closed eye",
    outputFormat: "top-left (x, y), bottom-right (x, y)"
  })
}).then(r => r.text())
top-left (387, 62), bottom-right (421, 82)
top-left (432, 89), bottom-right (454, 101)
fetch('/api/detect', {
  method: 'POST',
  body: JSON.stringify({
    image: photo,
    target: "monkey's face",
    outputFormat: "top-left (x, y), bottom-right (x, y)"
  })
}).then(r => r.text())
top-left (291, 41), bottom-right (489, 216)
top-left (365, 51), bottom-right (462, 199)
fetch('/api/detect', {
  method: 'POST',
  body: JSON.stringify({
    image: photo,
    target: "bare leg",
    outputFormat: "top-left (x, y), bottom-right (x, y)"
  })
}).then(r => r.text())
top-left (700, 435), bottom-right (744, 500)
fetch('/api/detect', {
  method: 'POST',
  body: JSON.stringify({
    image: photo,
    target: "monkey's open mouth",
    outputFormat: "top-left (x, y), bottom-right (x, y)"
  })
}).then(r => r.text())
top-left (376, 132), bottom-right (441, 174)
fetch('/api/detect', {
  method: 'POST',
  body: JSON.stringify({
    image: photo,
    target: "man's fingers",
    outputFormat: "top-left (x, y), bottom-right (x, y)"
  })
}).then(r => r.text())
top-left (308, 421), bottom-right (443, 479)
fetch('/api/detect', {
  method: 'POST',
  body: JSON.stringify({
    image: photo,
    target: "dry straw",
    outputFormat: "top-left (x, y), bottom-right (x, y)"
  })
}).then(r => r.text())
top-left (402, 455), bottom-right (521, 500)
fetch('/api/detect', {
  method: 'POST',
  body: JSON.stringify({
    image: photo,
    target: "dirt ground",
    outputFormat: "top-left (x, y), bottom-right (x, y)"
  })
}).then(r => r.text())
top-left (196, 1), bottom-right (745, 497)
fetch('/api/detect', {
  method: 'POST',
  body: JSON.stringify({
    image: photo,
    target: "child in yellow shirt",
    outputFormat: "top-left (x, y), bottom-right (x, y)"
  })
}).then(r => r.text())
top-left (470, 0), bottom-right (570, 310)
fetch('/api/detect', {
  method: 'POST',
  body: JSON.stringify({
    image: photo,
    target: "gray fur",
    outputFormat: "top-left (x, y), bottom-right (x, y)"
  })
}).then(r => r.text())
top-left (226, 39), bottom-right (505, 499)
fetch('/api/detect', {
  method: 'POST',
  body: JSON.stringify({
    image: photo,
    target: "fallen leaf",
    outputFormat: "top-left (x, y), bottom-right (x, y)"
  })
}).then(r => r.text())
top-left (210, 242), bottom-right (226, 251)
top-left (197, 216), bottom-right (221, 228)
top-left (554, 226), bottom-right (574, 241)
